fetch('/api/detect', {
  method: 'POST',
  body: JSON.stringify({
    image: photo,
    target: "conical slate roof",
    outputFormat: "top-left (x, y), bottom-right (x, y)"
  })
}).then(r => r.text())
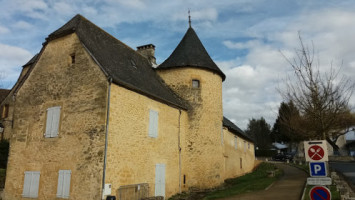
top-left (158, 27), bottom-right (226, 81)
top-left (45, 14), bottom-right (187, 110)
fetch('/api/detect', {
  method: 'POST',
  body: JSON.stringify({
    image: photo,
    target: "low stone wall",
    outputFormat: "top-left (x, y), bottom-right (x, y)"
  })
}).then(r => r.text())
top-left (329, 156), bottom-right (355, 162)
top-left (331, 171), bottom-right (355, 200)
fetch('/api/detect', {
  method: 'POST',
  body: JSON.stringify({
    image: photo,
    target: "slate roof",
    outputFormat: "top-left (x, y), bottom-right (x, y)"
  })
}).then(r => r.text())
top-left (157, 27), bottom-right (226, 81)
top-left (23, 54), bottom-right (39, 68)
top-left (223, 117), bottom-right (254, 142)
top-left (46, 14), bottom-right (187, 110)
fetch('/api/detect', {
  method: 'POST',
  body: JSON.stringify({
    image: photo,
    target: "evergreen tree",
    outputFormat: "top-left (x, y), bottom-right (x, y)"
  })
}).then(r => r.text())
top-left (245, 117), bottom-right (272, 149)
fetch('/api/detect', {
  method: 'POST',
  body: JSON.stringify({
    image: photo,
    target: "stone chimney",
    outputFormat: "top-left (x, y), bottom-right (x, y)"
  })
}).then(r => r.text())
top-left (136, 44), bottom-right (157, 67)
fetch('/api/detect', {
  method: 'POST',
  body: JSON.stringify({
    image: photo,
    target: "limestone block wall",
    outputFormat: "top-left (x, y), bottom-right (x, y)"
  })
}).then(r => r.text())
top-left (105, 84), bottom-right (187, 198)
top-left (157, 68), bottom-right (224, 189)
top-left (223, 128), bottom-right (255, 179)
top-left (4, 33), bottom-right (108, 200)
top-left (0, 66), bottom-right (31, 140)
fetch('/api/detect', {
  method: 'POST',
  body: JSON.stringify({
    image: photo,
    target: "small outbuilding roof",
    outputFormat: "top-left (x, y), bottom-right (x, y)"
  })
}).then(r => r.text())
top-left (45, 14), bottom-right (187, 110)
top-left (223, 117), bottom-right (254, 142)
top-left (157, 27), bottom-right (226, 81)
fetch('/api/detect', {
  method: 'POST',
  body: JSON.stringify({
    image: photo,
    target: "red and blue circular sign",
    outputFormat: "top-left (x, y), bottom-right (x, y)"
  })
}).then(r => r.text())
top-left (309, 186), bottom-right (331, 200)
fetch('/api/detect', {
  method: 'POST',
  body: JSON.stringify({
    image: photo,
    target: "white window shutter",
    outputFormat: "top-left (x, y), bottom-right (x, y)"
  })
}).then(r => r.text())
top-left (23, 171), bottom-right (40, 198)
top-left (51, 107), bottom-right (61, 137)
top-left (45, 106), bottom-right (60, 138)
top-left (57, 170), bottom-right (64, 197)
top-left (30, 172), bottom-right (40, 198)
top-left (155, 164), bottom-right (166, 198)
top-left (149, 110), bottom-right (158, 138)
top-left (57, 170), bottom-right (71, 199)
top-left (45, 108), bottom-right (54, 138)
top-left (63, 170), bottom-right (71, 198)
top-left (22, 172), bottom-right (32, 197)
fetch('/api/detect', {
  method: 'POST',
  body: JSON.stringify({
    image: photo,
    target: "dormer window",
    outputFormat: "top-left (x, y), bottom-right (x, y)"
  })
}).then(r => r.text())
top-left (192, 79), bottom-right (200, 88)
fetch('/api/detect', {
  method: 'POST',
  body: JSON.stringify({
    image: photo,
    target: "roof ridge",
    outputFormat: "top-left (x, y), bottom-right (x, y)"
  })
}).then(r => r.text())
top-left (45, 14), bottom-right (187, 110)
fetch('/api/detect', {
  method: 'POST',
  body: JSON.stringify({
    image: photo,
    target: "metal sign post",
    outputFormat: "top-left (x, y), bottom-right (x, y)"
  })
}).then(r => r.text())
top-left (305, 140), bottom-right (332, 199)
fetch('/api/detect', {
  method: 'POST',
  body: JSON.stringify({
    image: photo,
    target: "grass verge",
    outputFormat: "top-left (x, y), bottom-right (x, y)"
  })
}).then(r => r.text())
top-left (202, 162), bottom-right (283, 200)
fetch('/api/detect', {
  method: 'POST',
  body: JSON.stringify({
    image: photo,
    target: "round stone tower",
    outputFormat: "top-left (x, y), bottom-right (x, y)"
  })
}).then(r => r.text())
top-left (156, 27), bottom-right (226, 189)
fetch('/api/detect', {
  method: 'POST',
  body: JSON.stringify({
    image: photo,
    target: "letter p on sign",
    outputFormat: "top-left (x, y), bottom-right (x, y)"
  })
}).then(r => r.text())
top-left (309, 162), bottom-right (327, 177)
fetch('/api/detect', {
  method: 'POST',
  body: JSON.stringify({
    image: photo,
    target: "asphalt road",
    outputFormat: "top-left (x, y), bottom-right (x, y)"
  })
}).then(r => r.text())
top-left (329, 161), bottom-right (355, 186)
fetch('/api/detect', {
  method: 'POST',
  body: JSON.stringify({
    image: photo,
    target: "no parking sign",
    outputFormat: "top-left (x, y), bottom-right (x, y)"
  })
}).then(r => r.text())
top-left (309, 186), bottom-right (331, 200)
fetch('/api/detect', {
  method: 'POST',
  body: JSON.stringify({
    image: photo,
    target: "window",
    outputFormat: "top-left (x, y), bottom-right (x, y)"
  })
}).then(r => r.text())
top-left (234, 136), bottom-right (238, 149)
top-left (240, 158), bottom-right (243, 169)
top-left (1, 104), bottom-right (9, 119)
top-left (57, 170), bottom-right (71, 198)
top-left (148, 109), bottom-right (158, 138)
top-left (192, 79), bottom-right (200, 88)
top-left (22, 171), bottom-right (40, 198)
top-left (248, 143), bottom-right (250, 149)
top-left (70, 54), bottom-right (75, 64)
top-left (244, 141), bottom-right (247, 152)
top-left (45, 106), bottom-right (61, 138)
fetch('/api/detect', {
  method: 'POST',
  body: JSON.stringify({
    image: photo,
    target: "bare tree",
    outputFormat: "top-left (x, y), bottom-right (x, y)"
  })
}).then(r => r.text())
top-left (280, 33), bottom-right (355, 151)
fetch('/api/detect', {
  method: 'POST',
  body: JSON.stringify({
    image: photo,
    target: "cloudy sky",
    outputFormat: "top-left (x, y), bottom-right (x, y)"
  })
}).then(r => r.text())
top-left (1, 0), bottom-right (355, 130)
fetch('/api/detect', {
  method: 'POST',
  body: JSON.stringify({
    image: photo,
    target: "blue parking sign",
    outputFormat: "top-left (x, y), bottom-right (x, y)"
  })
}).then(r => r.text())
top-left (309, 162), bottom-right (327, 177)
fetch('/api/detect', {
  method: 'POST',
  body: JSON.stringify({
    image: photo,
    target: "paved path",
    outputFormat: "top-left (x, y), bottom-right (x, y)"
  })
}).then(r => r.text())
top-left (219, 163), bottom-right (307, 200)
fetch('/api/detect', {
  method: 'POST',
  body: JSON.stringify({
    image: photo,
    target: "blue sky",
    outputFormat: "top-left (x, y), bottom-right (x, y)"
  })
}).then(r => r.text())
top-left (1, 0), bottom-right (355, 129)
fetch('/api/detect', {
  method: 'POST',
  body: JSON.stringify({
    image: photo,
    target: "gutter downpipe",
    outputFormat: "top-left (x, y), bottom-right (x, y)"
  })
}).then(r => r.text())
top-left (178, 109), bottom-right (182, 193)
top-left (102, 77), bottom-right (112, 200)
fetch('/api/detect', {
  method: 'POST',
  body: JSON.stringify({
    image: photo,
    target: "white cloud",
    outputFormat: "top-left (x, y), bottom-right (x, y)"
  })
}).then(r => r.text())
top-left (223, 40), bottom-right (261, 50)
top-left (0, 43), bottom-right (33, 82)
top-left (12, 21), bottom-right (33, 30)
top-left (0, 0), bottom-right (354, 129)
top-left (220, 8), bottom-right (355, 130)
top-left (0, 25), bottom-right (10, 34)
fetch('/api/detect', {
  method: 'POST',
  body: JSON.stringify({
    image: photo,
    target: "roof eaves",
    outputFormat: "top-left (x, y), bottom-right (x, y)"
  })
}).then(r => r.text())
top-left (111, 78), bottom-right (188, 110)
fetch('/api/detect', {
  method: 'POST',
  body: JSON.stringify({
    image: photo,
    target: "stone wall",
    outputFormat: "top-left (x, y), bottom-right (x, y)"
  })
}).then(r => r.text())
top-left (4, 33), bottom-right (108, 200)
top-left (223, 128), bottom-right (255, 179)
top-left (105, 84), bottom-right (187, 198)
top-left (158, 68), bottom-right (224, 189)
top-left (0, 65), bottom-right (31, 140)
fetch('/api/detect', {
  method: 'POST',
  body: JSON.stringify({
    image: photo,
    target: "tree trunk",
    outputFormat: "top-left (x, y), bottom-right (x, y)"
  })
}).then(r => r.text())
top-left (326, 136), bottom-right (339, 155)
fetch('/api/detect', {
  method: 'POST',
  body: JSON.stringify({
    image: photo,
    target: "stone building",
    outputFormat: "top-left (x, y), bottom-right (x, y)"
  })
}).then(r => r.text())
top-left (1, 14), bottom-right (255, 200)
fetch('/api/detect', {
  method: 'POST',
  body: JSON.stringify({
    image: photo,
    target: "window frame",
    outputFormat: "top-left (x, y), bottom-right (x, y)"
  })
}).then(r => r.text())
top-left (192, 79), bottom-right (200, 88)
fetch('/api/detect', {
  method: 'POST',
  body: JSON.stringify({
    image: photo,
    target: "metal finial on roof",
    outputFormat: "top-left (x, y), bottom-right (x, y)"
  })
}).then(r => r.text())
top-left (188, 9), bottom-right (191, 27)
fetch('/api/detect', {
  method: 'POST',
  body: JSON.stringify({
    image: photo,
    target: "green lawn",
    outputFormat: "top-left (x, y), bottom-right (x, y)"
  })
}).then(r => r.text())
top-left (203, 162), bottom-right (283, 200)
